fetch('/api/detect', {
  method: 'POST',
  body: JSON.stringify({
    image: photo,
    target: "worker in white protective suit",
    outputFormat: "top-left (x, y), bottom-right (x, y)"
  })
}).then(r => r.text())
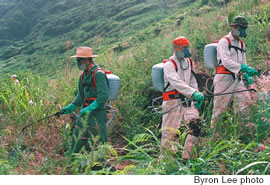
top-left (161, 36), bottom-right (204, 160)
top-left (212, 16), bottom-right (259, 128)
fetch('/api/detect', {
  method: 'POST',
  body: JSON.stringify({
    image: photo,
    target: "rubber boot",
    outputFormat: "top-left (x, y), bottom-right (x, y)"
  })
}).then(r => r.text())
top-left (182, 134), bottom-right (199, 160)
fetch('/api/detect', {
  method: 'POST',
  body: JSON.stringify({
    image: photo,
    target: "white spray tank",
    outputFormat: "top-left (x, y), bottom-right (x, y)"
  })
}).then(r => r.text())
top-left (203, 43), bottom-right (218, 69)
top-left (152, 63), bottom-right (165, 92)
top-left (105, 72), bottom-right (120, 100)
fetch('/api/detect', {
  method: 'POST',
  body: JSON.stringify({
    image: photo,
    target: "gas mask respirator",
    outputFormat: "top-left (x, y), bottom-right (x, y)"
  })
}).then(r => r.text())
top-left (77, 60), bottom-right (88, 71)
top-left (232, 28), bottom-right (247, 38)
top-left (175, 47), bottom-right (192, 60)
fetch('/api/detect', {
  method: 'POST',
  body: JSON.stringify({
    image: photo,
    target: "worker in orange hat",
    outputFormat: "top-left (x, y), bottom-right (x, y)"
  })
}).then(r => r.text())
top-left (161, 36), bottom-right (204, 160)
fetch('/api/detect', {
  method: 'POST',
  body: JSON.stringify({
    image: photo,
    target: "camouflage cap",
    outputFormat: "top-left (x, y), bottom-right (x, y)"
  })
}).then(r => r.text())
top-left (230, 16), bottom-right (248, 28)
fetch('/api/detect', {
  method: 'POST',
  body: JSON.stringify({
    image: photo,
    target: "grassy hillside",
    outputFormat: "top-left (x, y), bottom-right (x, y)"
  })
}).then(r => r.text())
top-left (0, 0), bottom-right (195, 75)
top-left (0, 0), bottom-right (269, 175)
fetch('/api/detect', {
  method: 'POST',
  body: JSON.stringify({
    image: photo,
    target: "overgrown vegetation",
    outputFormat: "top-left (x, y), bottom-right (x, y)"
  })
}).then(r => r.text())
top-left (0, 0), bottom-right (269, 174)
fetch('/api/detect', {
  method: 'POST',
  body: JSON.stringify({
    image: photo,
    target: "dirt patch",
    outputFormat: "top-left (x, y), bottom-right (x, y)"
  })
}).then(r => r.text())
top-left (10, 115), bottom-right (73, 174)
top-left (23, 118), bottom-right (66, 157)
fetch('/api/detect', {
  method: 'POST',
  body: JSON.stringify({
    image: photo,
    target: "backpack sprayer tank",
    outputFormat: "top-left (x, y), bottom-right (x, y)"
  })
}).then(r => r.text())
top-left (203, 43), bottom-right (218, 69)
top-left (106, 73), bottom-right (120, 100)
top-left (90, 69), bottom-right (120, 101)
top-left (104, 73), bottom-right (120, 126)
top-left (152, 63), bottom-right (165, 92)
top-left (152, 58), bottom-right (193, 92)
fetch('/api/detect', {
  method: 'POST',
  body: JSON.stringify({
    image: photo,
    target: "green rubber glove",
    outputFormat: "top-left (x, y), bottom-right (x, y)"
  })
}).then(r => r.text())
top-left (61, 104), bottom-right (77, 114)
top-left (192, 91), bottom-right (204, 109)
top-left (244, 73), bottom-right (254, 87)
top-left (240, 64), bottom-right (259, 77)
top-left (80, 100), bottom-right (100, 116)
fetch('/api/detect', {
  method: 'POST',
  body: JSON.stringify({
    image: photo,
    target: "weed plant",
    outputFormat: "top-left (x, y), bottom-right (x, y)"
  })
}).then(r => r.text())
top-left (0, 0), bottom-right (269, 175)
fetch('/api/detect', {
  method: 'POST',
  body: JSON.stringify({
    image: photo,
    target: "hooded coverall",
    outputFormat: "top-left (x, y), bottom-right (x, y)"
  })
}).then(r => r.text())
top-left (71, 65), bottom-right (109, 153)
top-left (162, 54), bottom-right (200, 154)
top-left (212, 32), bottom-right (252, 122)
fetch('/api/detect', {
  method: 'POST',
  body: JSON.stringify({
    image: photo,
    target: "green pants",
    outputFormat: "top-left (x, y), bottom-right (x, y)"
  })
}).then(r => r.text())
top-left (71, 110), bottom-right (107, 153)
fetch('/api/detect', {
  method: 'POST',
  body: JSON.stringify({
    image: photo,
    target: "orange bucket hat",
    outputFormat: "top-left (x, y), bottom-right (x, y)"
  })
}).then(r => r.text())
top-left (172, 37), bottom-right (189, 46)
top-left (71, 47), bottom-right (98, 58)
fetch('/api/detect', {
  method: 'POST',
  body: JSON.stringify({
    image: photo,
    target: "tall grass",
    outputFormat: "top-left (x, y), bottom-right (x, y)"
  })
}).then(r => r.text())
top-left (0, 71), bottom-right (77, 126)
top-left (0, 70), bottom-right (78, 174)
top-left (0, 0), bottom-right (269, 175)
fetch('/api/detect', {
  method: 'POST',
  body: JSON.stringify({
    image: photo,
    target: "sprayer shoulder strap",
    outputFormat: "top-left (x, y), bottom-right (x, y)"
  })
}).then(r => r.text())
top-left (80, 68), bottom-right (102, 89)
top-left (80, 71), bottom-right (89, 89)
top-left (163, 59), bottom-right (177, 91)
top-left (92, 69), bottom-right (111, 89)
top-left (189, 58), bottom-right (197, 78)
top-left (223, 36), bottom-right (245, 53)
top-left (92, 68), bottom-right (102, 89)
top-left (218, 37), bottom-right (245, 81)
top-left (189, 58), bottom-right (200, 85)
top-left (218, 37), bottom-right (245, 67)
top-left (188, 58), bottom-right (194, 72)
top-left (165, 58), bottom-right (193, 72)
top-left (163, 59), bottom-right (178, 71)
top-left (80, 71), bottom-right (85, 83)
top-left (163, 58), bottom-right (195, 92)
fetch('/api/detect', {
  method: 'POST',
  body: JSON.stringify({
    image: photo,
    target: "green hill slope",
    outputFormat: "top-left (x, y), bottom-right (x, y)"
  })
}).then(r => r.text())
top-left (0, 0), bottom-right (195, 74)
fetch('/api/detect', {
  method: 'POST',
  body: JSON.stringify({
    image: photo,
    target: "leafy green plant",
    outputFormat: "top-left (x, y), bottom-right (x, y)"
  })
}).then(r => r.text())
top-left (71, 142), bottom-right (118, 175)
top-left (0, 0), bottom-right (269, 175)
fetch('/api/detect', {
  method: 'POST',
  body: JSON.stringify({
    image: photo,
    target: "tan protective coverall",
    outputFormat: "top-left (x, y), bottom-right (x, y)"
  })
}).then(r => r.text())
top-left (212, 32), bottom-right (252, 122)
top-left (162, 54), bottom-right (199, 151)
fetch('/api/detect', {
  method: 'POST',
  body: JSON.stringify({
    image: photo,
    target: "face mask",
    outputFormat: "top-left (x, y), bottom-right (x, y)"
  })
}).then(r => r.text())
top-left (233, 29), bottom-right (247, 38)
top-left (183, 48), bottom-right (191, 58)
top-left (176, 50), bottom-right (185, 60)
top-left (239, 29), bottom-right (247, 38)
top-left (232, 29), bottom-right (240, 37)
top-left (77, 61), bottom-right (88, 71)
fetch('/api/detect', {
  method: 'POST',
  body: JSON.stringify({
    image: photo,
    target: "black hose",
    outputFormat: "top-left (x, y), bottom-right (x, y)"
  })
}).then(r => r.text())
top-left (20, 111), bottom-right (64, 133)
top-left (151, 96), bottom-right (192, 115)
top-left (151, 88), bottom-right (256, 115)
top-left (205, 88), bottom-right (256, 97)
